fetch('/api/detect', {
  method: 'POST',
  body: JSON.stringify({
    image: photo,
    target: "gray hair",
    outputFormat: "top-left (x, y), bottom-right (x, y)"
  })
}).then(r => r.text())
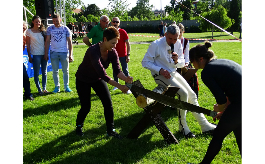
top-left (100, 15), bottom-right (109, 21)
top-left (166, 24), bottom-right (180, 35)
top-left (112, 17), bottom-right (120, 22)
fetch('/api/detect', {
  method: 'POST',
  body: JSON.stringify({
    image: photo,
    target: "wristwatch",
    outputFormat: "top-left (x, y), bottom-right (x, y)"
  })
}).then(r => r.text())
top-left (127, 53), bottom-right (130, 56)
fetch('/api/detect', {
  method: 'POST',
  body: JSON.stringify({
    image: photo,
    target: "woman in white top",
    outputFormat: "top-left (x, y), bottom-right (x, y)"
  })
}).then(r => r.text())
top-left (26, 15), bottom-right (49, 95)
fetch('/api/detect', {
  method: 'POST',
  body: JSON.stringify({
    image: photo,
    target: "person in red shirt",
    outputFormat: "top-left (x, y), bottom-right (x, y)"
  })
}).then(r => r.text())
top-left (111, 17), bottom-right (132, 94)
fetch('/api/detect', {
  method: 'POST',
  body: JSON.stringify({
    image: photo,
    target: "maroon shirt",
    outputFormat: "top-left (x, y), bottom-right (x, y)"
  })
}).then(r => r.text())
top-left (76, 42), bottom-right (121, 83)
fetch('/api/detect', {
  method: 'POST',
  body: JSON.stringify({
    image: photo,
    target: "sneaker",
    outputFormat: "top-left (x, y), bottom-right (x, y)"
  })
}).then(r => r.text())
top-left (26, 95), bottom-right (34, 101)
top-left (113, 87), bottom-right (118, 91)
top-left (65, 86), bottom-right (72, 92)
top-left (76, 125), bottom-right (84, 136)
top-left (52, 87), bottom-right (60, 93)
top-left (107, 129), bottom-right (122, 139)
top-left (127, 90), bottom-right (132, 94)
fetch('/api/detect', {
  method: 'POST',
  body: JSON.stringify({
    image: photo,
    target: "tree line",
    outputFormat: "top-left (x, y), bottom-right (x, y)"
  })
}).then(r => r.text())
top-left (23, 0), bottom-right (241, 32)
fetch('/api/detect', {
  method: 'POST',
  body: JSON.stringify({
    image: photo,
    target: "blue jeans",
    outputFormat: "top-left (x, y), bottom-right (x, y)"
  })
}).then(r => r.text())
top-left (113, 56), bottom-right (129, 82)
top-left (32, 55), bottom-right (48, 92)
top-left (50, 51), bottom-right (69, 89)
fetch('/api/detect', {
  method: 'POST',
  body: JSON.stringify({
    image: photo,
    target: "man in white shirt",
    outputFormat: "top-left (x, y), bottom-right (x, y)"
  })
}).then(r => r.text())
top-left (142, 24), bottom-right (216, 138)
top-left (45, 14), bottom-right (73, 93)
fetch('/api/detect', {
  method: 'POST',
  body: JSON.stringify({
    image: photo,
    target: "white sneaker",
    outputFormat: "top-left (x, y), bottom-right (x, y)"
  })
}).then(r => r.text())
top-left (113, 87), bottom-right (118, 91)
top-left (127, 90), bottom-right (132, 94)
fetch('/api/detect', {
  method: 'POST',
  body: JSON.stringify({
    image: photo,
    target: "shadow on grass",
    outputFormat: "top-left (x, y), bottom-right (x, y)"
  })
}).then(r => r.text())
top-left (23, 111), bottom-right (169, 164)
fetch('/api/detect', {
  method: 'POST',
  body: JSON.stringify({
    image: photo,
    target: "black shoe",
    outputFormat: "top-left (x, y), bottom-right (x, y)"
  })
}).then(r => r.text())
top-left (26, 96), bottom-right (34, 101)
top-left (202, 129), bottom-right (215, 135)
top-left (76, 126), bottom-right (84, 136)
top-left (185, 132), bottom-right (195, 139)
top-left (107, 130), bottom-right (122, 139)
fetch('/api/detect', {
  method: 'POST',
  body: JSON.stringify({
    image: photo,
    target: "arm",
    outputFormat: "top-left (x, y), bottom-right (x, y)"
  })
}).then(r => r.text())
top-left (175, 41), bottom-right (185, 68)
top-left (67, 36), bottom-right (73, 62)
top-left (26, 35), bottom-right (32, 63)
top-left (125, 40), bottom-right (131, 63)
top-left (83, 37), bottom-right (92, 46)
top-left (44, 35), bottom-right (51, 61)
top-left (108, 79), bottom-right (129, 94)
top-left (184, 41), bottom-right (190, 65)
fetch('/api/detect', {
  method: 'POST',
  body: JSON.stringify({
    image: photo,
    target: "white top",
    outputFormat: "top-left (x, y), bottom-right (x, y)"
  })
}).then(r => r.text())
top-left (46, 25), bottom-right (71, 52)
top-left (25, 29), bottom-right (45, 55)
top-left (142, 37), bottom-right (184, 76)
top-left (181, 37), bottom-right (190, 64)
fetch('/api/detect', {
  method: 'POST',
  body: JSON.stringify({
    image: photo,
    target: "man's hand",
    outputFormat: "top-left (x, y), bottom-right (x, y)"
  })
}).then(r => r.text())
top-left (44, 54), bottom-right (49, 61)
top-left (126, 55), bottom-right (130, 63)
top-left (159, 68), bottom-right (171, 79)
top-left (171, 52), bottom-right (178, 63)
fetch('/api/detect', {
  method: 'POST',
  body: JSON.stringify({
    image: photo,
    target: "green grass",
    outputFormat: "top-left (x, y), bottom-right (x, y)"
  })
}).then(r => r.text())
top-left (23, 41), bottom-right (242, 163)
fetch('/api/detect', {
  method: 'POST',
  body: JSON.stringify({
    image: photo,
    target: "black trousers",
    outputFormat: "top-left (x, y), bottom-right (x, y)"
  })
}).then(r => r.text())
top-left (200, 102), bottom-right (242, 163)
top-left (76, 78), bottom-right (114, 132)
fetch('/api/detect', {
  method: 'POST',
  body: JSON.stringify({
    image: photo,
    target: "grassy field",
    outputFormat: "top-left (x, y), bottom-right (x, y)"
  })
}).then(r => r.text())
top-left (23, 38), bottom-right (242, 163)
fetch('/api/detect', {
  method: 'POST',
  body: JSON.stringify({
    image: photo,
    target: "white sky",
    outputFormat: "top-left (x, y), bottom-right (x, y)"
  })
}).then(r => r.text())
top-left (79, 0), bottom-right (172, 10)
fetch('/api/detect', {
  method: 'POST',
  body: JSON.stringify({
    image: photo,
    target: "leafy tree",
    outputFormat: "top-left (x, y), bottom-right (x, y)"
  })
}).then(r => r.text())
top-left (228, 0), bottom-right (241, 33)
top-left (198, 5), bottom-right (233, 32)
top-left (180, 0), bottom-right (194, 20)
top-left (107, 0), bottom-right (130, 21)
top-left (128, 0), bottom-right (153, 20)
top-left (83, 4), bottom-right (101, 18)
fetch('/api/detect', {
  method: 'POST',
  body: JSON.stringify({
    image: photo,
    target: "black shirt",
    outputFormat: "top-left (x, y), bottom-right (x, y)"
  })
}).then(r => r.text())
top-left (201, 59), bottom-right (242, 104)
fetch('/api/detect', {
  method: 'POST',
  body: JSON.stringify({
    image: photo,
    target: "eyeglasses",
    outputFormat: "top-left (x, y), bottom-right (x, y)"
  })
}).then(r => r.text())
top-left (112, 21), bottom-right (119, 24)
top-left (101, 20), bottom-right (109, 23)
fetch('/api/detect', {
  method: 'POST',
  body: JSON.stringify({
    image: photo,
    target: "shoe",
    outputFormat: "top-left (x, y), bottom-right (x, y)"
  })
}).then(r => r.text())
top-left (43, 90), bottom-right (50, 94)
top-left (113, 87), bottom-right (118, 91)
top-left (202, 129), bottom-right (215, 135)
top-left (26, 96), bottom-right (34, 101)
top-left (185, 132), bottom-right (195, 139)
top-left (52, 87), bottom-right (60, 93)
top-left (76, 125), bottom-right (84, 136)
top-left (107, 129), bottom-right (122, 139)
top-left (39, 91), bottom-right (44, 96)
top-left (127, 90), bottom-right (132, 94)
top-left (65, 86), bottom-right (72, 92)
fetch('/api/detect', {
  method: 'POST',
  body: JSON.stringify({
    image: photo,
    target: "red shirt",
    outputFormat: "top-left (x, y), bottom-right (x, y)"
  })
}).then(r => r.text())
top-left (115, 28), bottom-right (129, 57)
top-left (75, 43), bottom-right (121, 83)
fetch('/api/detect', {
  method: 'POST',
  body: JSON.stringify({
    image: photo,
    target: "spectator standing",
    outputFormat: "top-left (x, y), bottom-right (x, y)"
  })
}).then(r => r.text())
top-left (163, 23), bottom-right (167, 35)
top-left (75, 27), bottom-right (133, 138)
top-left (23, 21), bottom-right (34, 100)
top-left (158, 21), bottom-right (164, 37)
top-left (83, 15), bottom-right (109, 47)
top-left (111, 17), bottom-right (132, 94)
top-left (26, 15), bottom-right (49, 95)
top-left (45, 14), bottom-right (73, 93)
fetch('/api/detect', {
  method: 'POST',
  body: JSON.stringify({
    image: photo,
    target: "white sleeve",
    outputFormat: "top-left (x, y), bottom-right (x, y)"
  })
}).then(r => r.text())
top-left (142, 42), bottom-right (162, 74)
top-left (184, 41), bottom-right (190, 64)
top-left (175, 41), bottom-right (185, 68)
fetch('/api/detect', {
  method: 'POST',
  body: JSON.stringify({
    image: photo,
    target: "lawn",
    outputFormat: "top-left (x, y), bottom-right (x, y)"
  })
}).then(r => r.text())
top-left (23, 39), bottom-right (242, 163)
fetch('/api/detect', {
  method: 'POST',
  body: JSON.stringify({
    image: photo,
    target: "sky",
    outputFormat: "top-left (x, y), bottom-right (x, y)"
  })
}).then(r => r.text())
top-left (79, 0), bottom-right (172, 10)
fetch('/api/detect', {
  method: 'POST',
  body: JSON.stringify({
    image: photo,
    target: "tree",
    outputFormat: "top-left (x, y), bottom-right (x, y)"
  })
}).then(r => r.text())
top-left (78, 15), bottom-right (88, 22)
top-left (180, 0), bottom-right (193, 20)
top-left (128, 0), bottom-right (153, 20)
top-left (228, 0), bottom-right (241, 33)
top-left (83, 4), bottom-right (101, 18)
top-left (107, 0), bottom-right (130, 21)
top-left (198, 5), bottom-right (233, 32)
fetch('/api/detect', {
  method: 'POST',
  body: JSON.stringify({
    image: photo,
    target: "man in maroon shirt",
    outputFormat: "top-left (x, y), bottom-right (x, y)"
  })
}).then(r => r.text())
top-left (111, 17), bottom-right (132, 94)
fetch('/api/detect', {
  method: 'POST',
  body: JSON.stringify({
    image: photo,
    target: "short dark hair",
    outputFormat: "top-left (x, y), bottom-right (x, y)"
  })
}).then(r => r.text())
top-left (103, 26), bottom-right (120, 41)
top-left (52, 14), bottom-right (60, 19)
top-left (189, 41), bottom-right (214, 63)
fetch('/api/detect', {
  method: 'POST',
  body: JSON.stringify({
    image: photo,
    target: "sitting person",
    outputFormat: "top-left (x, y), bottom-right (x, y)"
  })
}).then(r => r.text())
top-left (141, 24), bottom-right (216, 139)
top-left (75, 26), bottom-right (133, 138)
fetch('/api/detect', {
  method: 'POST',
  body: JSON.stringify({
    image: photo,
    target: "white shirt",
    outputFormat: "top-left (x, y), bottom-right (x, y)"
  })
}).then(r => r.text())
top-left (25, 29), bottom-right (45, 55)
top-left (142, 37), bottom-right (184, 76)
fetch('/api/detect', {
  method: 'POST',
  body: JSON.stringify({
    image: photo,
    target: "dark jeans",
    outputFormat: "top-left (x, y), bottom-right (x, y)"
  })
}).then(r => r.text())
top-left (113, 56), bottom-right (129, 83)
top-left (200, 102), bottom-right (242, 163)
top-left (76, 78), bottom-right (114, 132)
top-left (23, 63), bottom-right (32, 97)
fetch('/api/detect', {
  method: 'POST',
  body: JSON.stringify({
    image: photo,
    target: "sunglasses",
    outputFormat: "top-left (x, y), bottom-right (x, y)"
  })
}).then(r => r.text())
top-left (112, 21), bottom-right (119, 23)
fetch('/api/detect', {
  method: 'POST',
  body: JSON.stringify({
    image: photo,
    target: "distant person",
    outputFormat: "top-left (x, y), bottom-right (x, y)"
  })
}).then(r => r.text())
top-left (45, 14), bottom-right (73, 93)
top-left (111, 17), bottom-right (132, 94)
top-left (67, 22), bottom-right (73, 32)
top-left (75, 27), bottom-right (133, 138)
top-left (83, 15), bottom-right (109, 46)
top-left (158, 21), bottom-right (164, 37)
top-left (87, 22), bottom-right (93, 32)
top-left (26, 15), bottom-right (49, 95)
top-left (189, 41), bottom-right (242, 163)
top-left (142, 24), bottom-right (216, 139)
top-left (23, 21), bottom-right (34, 100)
top-left (163, 23), bottom-right (167, 35)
